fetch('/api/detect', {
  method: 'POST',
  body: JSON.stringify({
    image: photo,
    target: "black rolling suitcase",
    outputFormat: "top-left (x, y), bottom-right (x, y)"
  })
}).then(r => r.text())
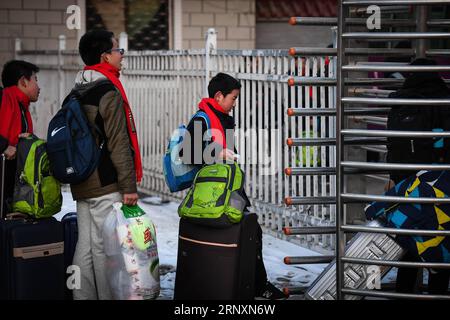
top-left (61, 212), bottom-right (78, 300)
top-left (174, 213), bottom-right (258, 300)
top-left (0, 154), bottom-right (65, 300)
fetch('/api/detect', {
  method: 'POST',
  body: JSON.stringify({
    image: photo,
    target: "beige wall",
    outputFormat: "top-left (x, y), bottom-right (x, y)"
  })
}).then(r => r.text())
top-left (0, 0), bottom-right (257, 69)
top-left (0, 0), bottom-right (79, 67)
top-left (182, 0), bottom-right (255, 50)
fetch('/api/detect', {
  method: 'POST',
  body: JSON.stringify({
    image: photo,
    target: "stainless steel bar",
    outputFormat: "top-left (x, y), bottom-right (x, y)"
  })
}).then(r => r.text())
top-left (287, 107), bottom-right (391, 116)
top-left (286, 167), bottom-right (397, 176)
top-left (343, 64), bottom-right (450, 72)
top-left (283, 226), bottom-right (336, 235)
top-left (284, 256), bottom-right (335, 265)
top-left (341, 223), bottom-right (450, 236)
top-left (345, 48), bottom-right (414, 56)
top-left (344, 0), bottom-right (450, 5)
top-left (351, 88), bottom-right (394, 95)
top-left (427, 49), bottom-right (450, 56)
top-left (350, 5), bottom-right (411, 15)
top-left (345, 78), bottom-right (404, 85)
top-left (287, 138), bottom-right (336, 146)
top-left (341, 289), bottom-right (450, 300)
top-left (346, 18), bottom-right (415, 27)
top-left (289, 47), bottom-right (337, 56)
top-left (289, 17), bottom-right (338, 26)
top-left (341, 257), bottom-right (450, 269)
top-left (417, 5), bottom-right (428, 58)
top-left (287, 137), bottom-right (386, 146)
top-left (342, 32), bottom-right (450, 40)
top-left (342, 161), bottom-right (450, 171)
top-left (342, 129), bottom-right (450, 137)
top-left (350, 117), bottom-right (387, 126)
top-left (285, 167), bottom-right (336, 176)
top-left (288, 77), bottom-right (337, 86)
top-left (342, 193), bottom-right (450, 205)
top-left (342, 97), bottom-right (450, 105)
top-left (336, 0), bottom-right (346, 300)
top-left (285, 196), bottom-right (337, 206)
top-left (427, 19), bottom-right (450, 26)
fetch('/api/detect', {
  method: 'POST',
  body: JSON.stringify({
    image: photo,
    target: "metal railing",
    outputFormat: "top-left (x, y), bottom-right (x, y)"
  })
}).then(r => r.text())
top-left (284, 0), bottom-right (450, 300)
top-left (14, 31), bottom-right (338, 251)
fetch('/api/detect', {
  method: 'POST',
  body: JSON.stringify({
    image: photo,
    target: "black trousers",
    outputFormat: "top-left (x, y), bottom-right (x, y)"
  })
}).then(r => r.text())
top-left (396, 251), bottom-right (450, 295)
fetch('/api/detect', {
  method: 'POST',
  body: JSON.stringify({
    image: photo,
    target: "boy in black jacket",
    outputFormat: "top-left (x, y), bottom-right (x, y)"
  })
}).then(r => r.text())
top-left (182, 72), bottom-right (285, 299)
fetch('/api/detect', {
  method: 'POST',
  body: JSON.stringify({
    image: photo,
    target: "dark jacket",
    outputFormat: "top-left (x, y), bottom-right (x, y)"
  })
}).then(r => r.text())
top-left (69, 70), bottom-right (137, 200)
top-left (182, 102), bottom-right (236, 166)
top-left (387, 71), bottom-right (450, 183)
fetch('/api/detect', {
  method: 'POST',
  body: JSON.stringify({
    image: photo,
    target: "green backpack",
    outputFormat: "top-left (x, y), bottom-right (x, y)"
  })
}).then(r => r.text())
top-left (12, 136), bottom-right (62, 218)
top-left (178, 162), bottom-right (248, 226)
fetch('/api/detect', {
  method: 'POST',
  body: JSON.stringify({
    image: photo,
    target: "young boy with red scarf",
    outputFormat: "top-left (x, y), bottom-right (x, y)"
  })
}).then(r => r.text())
top-left (71, 30), bottom-right (142, 300)
top-left (0, 60), bottom-right (40, 214)
top-left (182, 73), bottom-right (286, 300)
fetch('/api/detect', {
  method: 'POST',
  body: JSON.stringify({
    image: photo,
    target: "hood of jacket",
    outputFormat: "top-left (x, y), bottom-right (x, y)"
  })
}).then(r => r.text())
top-left (73, 69), bottom-right (109, 95)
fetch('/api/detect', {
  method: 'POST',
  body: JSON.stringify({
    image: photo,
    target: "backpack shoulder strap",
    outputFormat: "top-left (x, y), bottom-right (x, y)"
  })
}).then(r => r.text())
top-left (192, 111), bottom-right (211, 130)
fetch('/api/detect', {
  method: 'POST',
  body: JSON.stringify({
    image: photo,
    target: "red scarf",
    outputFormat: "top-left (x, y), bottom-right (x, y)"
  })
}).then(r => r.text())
top-left (198, 98), bottom-right (227, 149)
top-left (84, 63), bottom-right (143, 183)
top-left (0, 86), bottom-right (33, 146)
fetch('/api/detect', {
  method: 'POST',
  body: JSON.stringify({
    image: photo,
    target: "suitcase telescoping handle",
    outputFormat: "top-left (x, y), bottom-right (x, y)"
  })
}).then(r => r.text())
top-left (0, 153), bottom-right (5, 219)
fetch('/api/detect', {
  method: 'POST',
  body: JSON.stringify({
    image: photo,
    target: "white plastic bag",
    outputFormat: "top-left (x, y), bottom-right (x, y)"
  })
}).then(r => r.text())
top-left (103, 202), bottom-right (160, 300)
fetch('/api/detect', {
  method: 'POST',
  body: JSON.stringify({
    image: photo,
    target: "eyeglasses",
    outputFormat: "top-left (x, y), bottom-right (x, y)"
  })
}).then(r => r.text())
top-left (105, 48), bottom-right (125, 55)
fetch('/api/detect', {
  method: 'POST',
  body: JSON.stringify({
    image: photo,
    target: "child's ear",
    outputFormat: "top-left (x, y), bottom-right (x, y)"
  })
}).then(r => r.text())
top-left (214, 91), bottom-right (223, 102)
top-left (18, 76), bottom-right (27, 88)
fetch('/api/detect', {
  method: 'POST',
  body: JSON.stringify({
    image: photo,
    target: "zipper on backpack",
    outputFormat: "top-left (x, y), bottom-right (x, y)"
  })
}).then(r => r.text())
top-left (195, 177), bottom-right (228, 183)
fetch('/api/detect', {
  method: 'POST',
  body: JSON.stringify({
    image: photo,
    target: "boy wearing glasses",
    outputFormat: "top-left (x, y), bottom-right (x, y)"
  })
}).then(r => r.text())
top-left (71, 30), bottom-right (142, 300)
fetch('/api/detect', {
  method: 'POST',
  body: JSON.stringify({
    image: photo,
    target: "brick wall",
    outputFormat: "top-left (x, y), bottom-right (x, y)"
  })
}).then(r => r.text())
top-left (182, 0), bottom-right (255, 50)
top-left (0, 0), bottom-right (78, 67)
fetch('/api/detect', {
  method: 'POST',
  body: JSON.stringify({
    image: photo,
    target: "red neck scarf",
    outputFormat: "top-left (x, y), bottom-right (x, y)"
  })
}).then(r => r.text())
top-left (84, 63), bottom-right (143, 183)
top-left (0, 86), bottom-right (33, 146)
top-left (198, 98), bottom-right (227, 149)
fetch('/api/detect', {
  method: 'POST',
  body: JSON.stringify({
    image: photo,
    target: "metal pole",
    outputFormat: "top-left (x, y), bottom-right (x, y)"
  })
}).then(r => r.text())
top-left (283, 226), bottom-right (336, 235)
top-left (284, 256), bottom-right (335, 264)
top-left (57, 35), bottom-right (66, 112)
top-left (341, 257), bottom-right (450, 269)
top-left (336, 0), bottom-right (345, 300)
top-left (342, 193), bottom-right (450, 205)
top-left (344, 0), bottom-right (450, 5)
top-left (205, 28), bottom-right (217, 97)
top-left (417, 5), bottom-right (428, 58)
top-left (341, 288), bottom-right (450, 300)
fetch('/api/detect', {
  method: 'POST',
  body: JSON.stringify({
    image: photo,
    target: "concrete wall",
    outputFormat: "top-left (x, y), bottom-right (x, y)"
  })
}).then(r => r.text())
top-left (182, 0), bottom-right (255, 49)
top-left (0, 0), bottom-right (79, 68)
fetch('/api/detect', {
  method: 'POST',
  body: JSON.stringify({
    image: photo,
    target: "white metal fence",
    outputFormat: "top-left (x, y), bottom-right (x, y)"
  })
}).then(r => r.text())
top-left (15, 31), bottom-right (337, 253)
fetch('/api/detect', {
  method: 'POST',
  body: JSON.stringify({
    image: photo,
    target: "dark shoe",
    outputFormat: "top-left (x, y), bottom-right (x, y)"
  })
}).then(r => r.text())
top-left (256, 282), bottom-right (286, 300)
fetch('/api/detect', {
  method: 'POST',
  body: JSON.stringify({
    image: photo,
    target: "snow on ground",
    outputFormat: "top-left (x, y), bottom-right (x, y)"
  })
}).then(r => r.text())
top-left (55, 192), bottom-right (325, 299)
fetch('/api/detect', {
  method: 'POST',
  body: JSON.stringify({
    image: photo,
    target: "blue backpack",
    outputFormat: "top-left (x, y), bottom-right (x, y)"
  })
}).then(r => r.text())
top-left (163, 111), bottom-right (210, 192)
top-left (47, 90), bottom-right (104, 184)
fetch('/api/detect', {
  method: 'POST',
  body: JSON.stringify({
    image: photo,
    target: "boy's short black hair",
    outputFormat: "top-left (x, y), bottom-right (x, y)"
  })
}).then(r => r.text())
top-left (1, 60), bottom-right (39, 88)
top-left (79, 29), bottom-right (114, 66)
top-left (208, 72), bottom-right (241, 98)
